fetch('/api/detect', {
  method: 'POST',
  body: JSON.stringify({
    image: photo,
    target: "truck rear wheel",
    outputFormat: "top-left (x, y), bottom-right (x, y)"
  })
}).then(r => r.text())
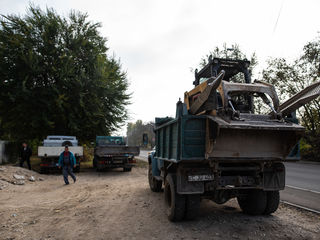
top-left (93, 157), bottom-right (97, 168)
top-left (264, 191), bottom-right (280, 214)
top-left (164, 174), bottom-right (186, 222)
top-left (185, 195), bottom-right (200, 220)
top-left (148, 164), bottom-right (162, 192)
top-left (123, 167), bottom-right (132, 172)
top-left (74, 164), bottom-right (80, 173)
top-left (40, 167), bottom-right (47, 174)
top-left (237, 190), bottom-right (267, 215)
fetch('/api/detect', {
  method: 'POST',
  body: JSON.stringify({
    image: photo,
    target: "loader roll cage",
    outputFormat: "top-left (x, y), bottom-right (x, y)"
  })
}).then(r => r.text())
top-left (194, 57), bottom-right (253, 112)
top-left (193, 57), bottom-right (252, 86)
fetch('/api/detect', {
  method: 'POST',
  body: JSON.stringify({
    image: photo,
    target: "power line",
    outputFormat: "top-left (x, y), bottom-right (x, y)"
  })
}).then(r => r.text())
top-left (273, 0), bottom-right (285, 35)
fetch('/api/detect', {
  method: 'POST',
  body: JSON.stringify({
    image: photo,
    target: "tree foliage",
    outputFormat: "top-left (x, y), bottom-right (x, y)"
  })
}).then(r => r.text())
top-left (200, 43), bottom-right (258, 77)
top-left (127, 120), bottom-right (155, 148)
top-left (0, 5), bottom-right (130, 142)
top-left (262, 35), bottom-right (320, 160)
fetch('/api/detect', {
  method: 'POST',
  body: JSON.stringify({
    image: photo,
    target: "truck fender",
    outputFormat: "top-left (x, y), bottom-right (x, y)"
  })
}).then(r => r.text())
top-left (151, 154), bottom-right (161, 177)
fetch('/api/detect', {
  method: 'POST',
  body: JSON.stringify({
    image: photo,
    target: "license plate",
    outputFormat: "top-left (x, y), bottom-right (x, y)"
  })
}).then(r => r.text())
top-left (188, 174), bottom-right (214, 182)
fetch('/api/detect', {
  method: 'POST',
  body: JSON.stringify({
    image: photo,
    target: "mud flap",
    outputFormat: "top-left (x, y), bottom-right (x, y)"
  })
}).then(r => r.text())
top-left (151, 156), bottom-right (161, 177)
top-left (263, 163), bottom-right (285, 191)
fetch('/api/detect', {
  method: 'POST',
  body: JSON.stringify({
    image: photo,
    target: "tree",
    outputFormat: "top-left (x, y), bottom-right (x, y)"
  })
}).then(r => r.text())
top-left (0, 5), bottom-right (130, 142)
top-left (199, 43), bottom-right (258, 78)
top-left (262, 35), bottom-right (320, 160)
top-left (127, 120), bottom-right (155, 148)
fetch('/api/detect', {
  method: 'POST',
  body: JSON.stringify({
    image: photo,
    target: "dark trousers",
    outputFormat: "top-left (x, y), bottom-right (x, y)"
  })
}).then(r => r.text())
top-left (20, 158), bottom-right (31, 170)
top-left (62, 165), bottom-right (76, 184)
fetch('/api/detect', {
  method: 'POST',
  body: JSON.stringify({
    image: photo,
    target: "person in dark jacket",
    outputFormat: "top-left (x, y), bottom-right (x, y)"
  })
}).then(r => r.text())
top-left (58, 145), bottom-right (77, 185)
top-left (20, 142), bottom-right (32, 170)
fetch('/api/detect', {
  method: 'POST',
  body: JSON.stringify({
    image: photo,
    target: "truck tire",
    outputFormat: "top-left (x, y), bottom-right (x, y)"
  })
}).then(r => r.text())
top-left (185, 195), bottom-right (200, 220)
top-left (74, 165), bottom-right (80, 173)
top-left (40, 167), bottom-right (47, 174)
top-left (93, 157), bottom-right (97, 168)
top-left (164, 174), bottom-right (186, 222)
top-left (237, 190), bottom-right (267, 215)
top-left (264, 191), bottom-right (280, 215)
top-left (123, 167), bottom-right (132, 172)
top-left (148, 164), bottom-right (162, 192)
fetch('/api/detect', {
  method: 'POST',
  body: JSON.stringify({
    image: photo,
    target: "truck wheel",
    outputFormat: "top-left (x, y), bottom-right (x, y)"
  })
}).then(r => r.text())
top-left (164, 174), bottom-right (186, 222)
top-left (40, 167), bottom-right (46, 174)
top-left (148, 164), bottom-right (162, 192)
top-left (264, 191), bottom-right (280, 215)
top-left (237, 190), bottom-right (267, 215)
top-left (185, 195), bottom-right (200, 220)
top-left (123, 167), bottom-right (132, 172)
top-left (74, 165), bottom-right (80, 173)
top-left (93, 158), bottom-right (97, 168)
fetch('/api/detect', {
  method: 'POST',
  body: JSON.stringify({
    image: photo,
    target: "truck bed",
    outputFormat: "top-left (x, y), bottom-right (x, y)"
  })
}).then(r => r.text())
top-left (154, 115), bottom-right (302, 163)
top-left (95, 145), bottom-right (140, 157)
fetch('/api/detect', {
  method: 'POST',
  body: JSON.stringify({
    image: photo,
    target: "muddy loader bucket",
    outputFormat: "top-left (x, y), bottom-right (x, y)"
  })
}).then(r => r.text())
top-left (205, 116), bottom-right (304, 161)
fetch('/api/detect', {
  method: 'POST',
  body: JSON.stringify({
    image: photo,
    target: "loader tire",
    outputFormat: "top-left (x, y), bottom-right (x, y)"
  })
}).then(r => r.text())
top-left (148, 164), bottom-right (162, 192)
top-left (185, 194), bottom-right (200, 220)
top-left (264, 191), bottom-right (280, 215)
top-left (237, 190), bottom-right (267, 215)
top-left (164, 174), bottom-right (186, 222)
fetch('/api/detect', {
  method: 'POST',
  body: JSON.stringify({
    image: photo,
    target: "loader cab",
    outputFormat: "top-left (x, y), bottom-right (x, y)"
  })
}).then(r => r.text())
top-left (194, 57), bottom-right (252, 86)
top-left (194, 57), bottom-right (253, 113)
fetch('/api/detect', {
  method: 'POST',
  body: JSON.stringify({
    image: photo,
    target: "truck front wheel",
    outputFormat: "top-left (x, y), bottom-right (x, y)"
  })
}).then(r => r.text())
top-left (164, 174), bottom-right (186, 222)
top-left (264, 191), bottom-right (280, 215)
top-left (148, 164), bottom-right (162, 192)
top-left (237, 190), bottom-right (267, 215)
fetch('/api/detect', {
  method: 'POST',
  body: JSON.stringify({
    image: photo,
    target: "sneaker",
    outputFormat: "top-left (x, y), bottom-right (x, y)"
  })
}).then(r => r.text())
top-left (73, 178), bottom-right (76, 183)
top-left (65, 182), bottom-right (69, 185)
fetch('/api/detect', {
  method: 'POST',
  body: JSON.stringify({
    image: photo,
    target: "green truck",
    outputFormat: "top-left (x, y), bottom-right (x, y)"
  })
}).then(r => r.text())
top-left (148, 58), bottom-right (320, 221)
top-left (93, 136), bottom-right (140, 172)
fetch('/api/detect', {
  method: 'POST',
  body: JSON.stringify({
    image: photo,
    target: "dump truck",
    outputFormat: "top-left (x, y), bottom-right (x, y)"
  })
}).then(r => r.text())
top-left (148, 57), bottom-right (320, 221)
top-left (38, 135), bottom-right (82, 173)
top-left (93, 136), bottom-right (140, 172)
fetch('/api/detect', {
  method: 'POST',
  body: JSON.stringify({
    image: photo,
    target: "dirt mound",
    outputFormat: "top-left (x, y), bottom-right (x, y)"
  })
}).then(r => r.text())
top-left (0, 165), bottom-right (45, 189)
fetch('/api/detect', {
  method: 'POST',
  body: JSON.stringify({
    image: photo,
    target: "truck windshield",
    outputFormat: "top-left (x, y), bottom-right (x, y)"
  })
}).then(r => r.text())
top-left (97, 139), bottom-right (123, 146)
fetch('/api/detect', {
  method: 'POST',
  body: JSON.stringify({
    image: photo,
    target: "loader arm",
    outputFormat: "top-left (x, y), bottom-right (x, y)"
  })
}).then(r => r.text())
top-left (185, 70), bottom-right (225, 115)
top-left (278, 81), bottom-right (320, 116)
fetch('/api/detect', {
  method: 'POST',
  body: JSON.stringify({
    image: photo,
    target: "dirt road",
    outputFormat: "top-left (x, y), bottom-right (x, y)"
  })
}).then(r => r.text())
top-left (0, 164), bottom-right (319, 240)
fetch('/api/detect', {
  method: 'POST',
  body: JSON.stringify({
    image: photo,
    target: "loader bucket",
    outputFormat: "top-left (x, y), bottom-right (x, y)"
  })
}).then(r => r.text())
top-left (205, 116), bottom-right (304, 161)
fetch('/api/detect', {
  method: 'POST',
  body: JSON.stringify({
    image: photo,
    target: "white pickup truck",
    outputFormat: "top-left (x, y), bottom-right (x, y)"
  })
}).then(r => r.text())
top-left (38, 136), bottom-right (83, 173)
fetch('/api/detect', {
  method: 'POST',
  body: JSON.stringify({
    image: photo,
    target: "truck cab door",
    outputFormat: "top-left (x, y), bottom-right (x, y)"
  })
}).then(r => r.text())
top-left (278, 81), bottom-right (320, 116)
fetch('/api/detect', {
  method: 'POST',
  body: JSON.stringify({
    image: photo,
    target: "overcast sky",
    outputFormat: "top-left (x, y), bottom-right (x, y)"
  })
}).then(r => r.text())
top-left (1, 0), bottom-right (320, 134)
